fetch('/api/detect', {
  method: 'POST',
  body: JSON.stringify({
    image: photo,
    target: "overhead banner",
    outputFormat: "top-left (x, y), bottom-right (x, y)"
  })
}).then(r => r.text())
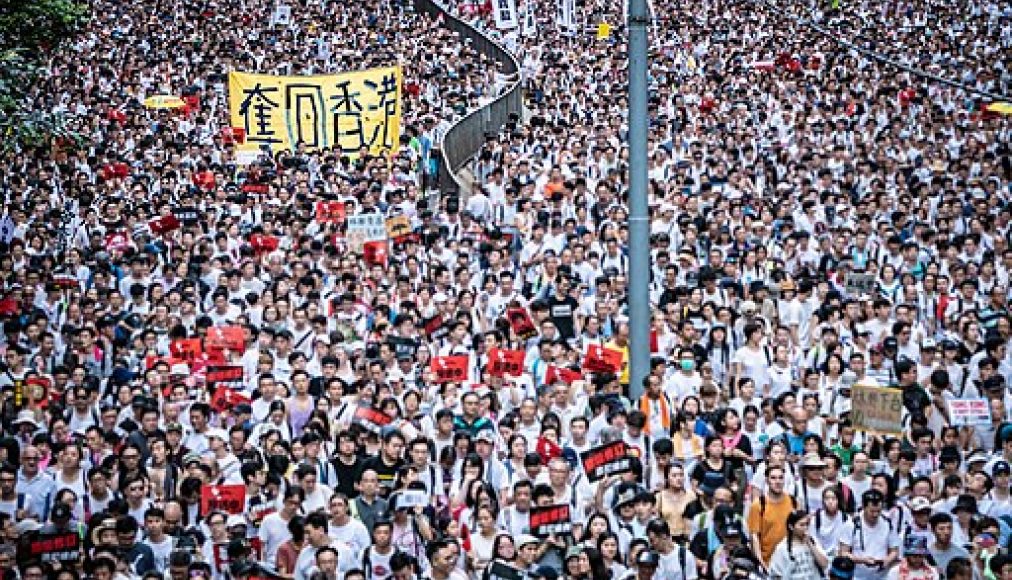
top-left (228, 67), bottom-right (402, 162)
top-left (493, 0), bottom-right (519, 29)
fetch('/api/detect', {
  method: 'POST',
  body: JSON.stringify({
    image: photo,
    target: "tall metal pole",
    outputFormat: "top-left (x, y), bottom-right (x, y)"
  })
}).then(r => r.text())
top-left (627, 0), bottom-right (650, 401)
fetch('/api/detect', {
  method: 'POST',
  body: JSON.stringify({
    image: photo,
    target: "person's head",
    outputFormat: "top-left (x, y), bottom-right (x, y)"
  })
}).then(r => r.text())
top-left (930, 512), bottom-right (954, 546)
top-left (304, 512), bottom-right (329, 545)
top-left (786, 510), bottom-right (811, 539)
top-left (315, 546), bottom-right (339, 576)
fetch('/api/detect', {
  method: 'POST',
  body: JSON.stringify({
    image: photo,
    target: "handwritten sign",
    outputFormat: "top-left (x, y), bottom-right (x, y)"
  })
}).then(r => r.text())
top-left (529, 504), bottom-right (572, 537)
top-left (949, 398), bottom-right (992, 427)
top-left (201, 484), bottom-right (246, 515)
top-left (228, 67), bottom-right (402, 162)
top-left (851, 384), bottom-right (903, 435)
top-left (580, 441), bottom-right (632, 482)
top-left (346, 214), bottom-right (388, 253)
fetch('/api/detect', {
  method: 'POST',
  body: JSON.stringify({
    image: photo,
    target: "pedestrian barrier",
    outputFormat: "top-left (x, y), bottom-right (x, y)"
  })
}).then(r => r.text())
top-left (412, 0), bottom-right (523, 199)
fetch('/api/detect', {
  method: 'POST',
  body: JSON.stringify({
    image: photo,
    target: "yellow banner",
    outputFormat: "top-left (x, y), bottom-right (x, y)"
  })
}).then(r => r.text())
top-left (228, 67), bottom-right (402, 160)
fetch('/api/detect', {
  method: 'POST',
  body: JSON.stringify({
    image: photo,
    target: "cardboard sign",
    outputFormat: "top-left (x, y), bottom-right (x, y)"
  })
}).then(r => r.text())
top-left (431, 355), bottom-right (469, 383)
top-left (487, 348), bottom-right (525, 377)
top-left (385, 215), bottom-right (412, 240)
top-left (170, 339), bottom-right (203, 365)
top-left (488, 561), bottom-right (525, 580)
top-left (851, 384), bottom-right (904, 435)
top-left (845, 272), bottom-right (877, 295)
top-left (529, 504), bottom-right (572, 537)
top-left (580, 441), bottom-right (632, 482)
top-left (506, 307), bottom-right (537, 340)
top-left (346, 214), bottom-right (387, 253)
top-left (206, 366), bottom-right (244, 385)
top-left (206, 326), bottom-right (245, 353)
top-left (582, 344), bottom-right (623, 373)
top-left (949, 398), bottom-right (992, 427)
top-left (210, 386), bottom-right (250, 413)
top-left (315, 201), bottom-right (347, 224)
top-left (201, 484), bottom-right (246, 515)
top-left (545, 365), bottom-right (583, 385)
top-left (353, 405), bottom-right (393, 433)
top-left (21, 531), bottom-right (81, 562)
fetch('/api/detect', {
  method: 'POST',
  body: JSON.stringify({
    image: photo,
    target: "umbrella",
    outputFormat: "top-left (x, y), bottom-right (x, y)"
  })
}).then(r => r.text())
top-left (143, 95), bottom-right (186, 109)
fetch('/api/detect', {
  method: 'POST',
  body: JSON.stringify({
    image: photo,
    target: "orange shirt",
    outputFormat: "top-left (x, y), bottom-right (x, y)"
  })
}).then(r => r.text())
top-left (747, 493), bottom-right (794, 564)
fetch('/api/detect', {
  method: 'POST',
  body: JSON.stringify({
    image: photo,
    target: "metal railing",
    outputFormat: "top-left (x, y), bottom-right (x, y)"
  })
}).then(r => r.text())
top-left (412, 0), bottom-right (524, 197)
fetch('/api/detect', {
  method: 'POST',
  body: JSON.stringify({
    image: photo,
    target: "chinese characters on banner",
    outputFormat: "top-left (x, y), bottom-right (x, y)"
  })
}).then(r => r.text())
top-left (493, 0), bottom-right (518, 29)
top-left (851, 384), bottom-right (903, 435)
top-left (228, 67), bottom-right (402, 163)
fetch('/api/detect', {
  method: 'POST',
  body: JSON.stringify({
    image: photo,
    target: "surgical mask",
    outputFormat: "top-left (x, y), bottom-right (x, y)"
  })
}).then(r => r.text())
top-left (680, 359), bottom-right (695, 371)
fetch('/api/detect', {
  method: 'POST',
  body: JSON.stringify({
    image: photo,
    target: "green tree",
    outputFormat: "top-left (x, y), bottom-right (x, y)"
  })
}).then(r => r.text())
top-left (0, 0), bottom-right (88, 151)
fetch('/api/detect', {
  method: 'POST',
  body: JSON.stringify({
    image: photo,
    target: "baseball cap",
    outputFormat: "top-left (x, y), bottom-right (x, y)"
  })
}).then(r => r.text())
top-left (910, 497), bottom-right (931, 512)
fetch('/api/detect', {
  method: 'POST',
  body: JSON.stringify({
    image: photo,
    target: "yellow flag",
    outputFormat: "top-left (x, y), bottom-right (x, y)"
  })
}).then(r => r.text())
top-left (596, 22), bottom-right (611, 39)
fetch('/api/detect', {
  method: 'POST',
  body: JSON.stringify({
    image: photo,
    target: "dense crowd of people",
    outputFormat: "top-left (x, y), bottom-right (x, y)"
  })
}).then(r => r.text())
top-left (0, 0), bottom-right (1010, 578)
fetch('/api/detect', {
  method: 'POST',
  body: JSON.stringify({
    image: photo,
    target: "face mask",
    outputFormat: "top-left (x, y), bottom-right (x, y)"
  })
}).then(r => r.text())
top-left (680, 359), bottom-right (695, 371)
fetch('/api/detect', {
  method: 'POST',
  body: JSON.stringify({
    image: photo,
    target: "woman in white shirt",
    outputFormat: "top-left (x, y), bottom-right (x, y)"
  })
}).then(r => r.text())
top-left (810, 487), bottom-right (850, 558)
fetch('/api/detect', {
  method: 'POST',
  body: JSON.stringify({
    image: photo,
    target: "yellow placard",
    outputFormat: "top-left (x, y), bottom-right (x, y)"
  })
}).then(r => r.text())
top-left (228, 67), bottom-right (402, 160)
top-left (144, 95), bottom-right (186, 109)
top-left (596, 22), bottom-right (611, 39)
top-left (985, 102), bottom-right (1012, 115)
top-left (851, 384), bottom-right (904, 435)
top-left (385, 215), bottom-right (411, 239)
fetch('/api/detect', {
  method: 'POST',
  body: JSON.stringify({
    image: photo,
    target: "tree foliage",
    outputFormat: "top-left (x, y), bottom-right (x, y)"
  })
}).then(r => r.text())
top-left (0, 0), bottom-right (88, 152)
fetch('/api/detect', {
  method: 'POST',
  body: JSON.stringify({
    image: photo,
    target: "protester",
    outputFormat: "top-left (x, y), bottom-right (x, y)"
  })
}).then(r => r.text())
top-left (1, 0), bottom-right (1011, 575)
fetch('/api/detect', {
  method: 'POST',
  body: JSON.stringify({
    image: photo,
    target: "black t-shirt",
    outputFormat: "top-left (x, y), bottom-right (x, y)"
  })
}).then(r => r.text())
top-left (547, 294), bottom-right (579, 340)
top-left (359, 455), bottom-right (404, 495)
top-left (333, 455), bottom-right (363, 498)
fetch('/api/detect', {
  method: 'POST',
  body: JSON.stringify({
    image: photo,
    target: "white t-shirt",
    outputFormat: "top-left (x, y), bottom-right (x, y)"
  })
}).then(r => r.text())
top-left (258, 511), bottom-right (292, 566)
top-left (840, 514), bottom-right (901, 580)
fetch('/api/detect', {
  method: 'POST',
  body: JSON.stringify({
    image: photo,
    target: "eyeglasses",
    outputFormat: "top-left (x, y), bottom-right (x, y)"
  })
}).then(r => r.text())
top-left (22, 456), bottom-right (39, 461)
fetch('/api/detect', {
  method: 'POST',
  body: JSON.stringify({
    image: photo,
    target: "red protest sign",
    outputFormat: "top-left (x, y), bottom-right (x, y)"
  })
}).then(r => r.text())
top-left (545, 365), bottom-right (583, 385)
top-left (529, 504), bottom-right (572, 538)
top-left (192, 170), bottom-right (216, 191)
top-left (353, 405), bottom-right (393, 433)
top-left (315, 201), bottom-right (347, 224)
top-left (170, 339), bottom-right (203, 365)
top-left (579, 441), bottom-right (632, 482)
top-left (431, 355), bottom-right (469, 383)
top-left (582, 345), bottom-right (623, 373)
top-left (209, 386), bottom-right (250, 413)
top-left (206, 326), bottom-right (245, 353)
top-left (363, 240), bottom-right (388, 268)
top-left (104, 231), bottom-right (131, 251)
top-left (487, 348), bottom-right (525, 377)
top-left (249, 234), bottom-right (279, 254)
top-left (0, 298), bottom-right (18, 316)
top-left (149, 214), bottom-right (181, 234)
top-left (506, 307), bottom-right (537, 340)
top-left (201, 484), bottom-right (245, 515)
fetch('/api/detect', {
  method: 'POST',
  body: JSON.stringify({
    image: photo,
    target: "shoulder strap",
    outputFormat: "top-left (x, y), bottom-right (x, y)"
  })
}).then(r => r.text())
top-left (679, 544), bottom-right (686, 575)
top-left (363, 546), bottom-right (372, 579)
top-left (16, 493), bottom-right (24, 511)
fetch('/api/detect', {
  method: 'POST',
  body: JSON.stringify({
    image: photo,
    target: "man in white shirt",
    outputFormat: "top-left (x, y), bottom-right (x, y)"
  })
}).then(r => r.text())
top-left (839, 489), bottom-right (901, 580)
top-left (259, 486), bottom-right (304, 567)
